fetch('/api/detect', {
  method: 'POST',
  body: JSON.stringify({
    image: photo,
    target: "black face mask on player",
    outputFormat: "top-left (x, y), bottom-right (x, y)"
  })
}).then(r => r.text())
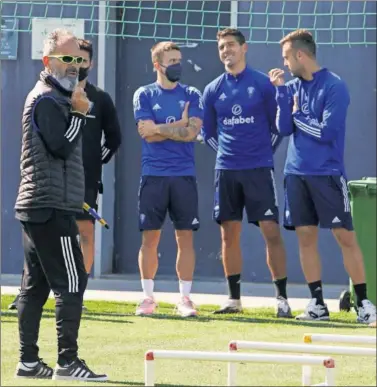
top-left (160, 63), bottom-right (182, 82)
top-left (78, 66), bottom-right (90, 82)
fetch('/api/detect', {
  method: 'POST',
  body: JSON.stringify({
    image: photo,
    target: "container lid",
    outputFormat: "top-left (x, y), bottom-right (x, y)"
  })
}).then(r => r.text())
top-left (348, 177), bottom-right (377, 196)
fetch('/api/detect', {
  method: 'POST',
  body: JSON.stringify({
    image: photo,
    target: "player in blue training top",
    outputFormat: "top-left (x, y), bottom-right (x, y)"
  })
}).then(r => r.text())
top-left (269, 29), bottom-right (376, 324)
top-left (201, 28), bottom-right (292, 318)
top-left (132, 41), bottom-right (203, 318)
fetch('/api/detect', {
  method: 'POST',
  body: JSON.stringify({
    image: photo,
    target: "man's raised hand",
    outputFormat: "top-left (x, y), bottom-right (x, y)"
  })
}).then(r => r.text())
top-left (71, 86), bottom-right (90, 115)
top-left (269, 69), bottom-right (285, 87)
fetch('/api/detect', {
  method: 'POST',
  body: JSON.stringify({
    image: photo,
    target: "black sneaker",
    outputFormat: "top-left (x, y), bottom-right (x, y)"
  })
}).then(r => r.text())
top-left (15, 359), bottom-right (53, 379)
top-left (8, 294), bottom-right (20, 310)
top-left (213, 299), bottom-right (243, 314)
top-left (276, 296), bottom-right (293, 318)
top-left (52, 358), bottom-right (108, 382)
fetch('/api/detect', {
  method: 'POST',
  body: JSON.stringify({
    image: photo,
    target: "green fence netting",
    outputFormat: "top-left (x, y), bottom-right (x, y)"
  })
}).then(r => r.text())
top-left (1, 1), bottom-right (376, 45)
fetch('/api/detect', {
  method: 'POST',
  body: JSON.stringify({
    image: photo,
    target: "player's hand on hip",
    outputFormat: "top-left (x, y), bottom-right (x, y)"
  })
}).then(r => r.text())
top-left (71, 86), bottom-right (90, 115)
top-left (268, 68), bottom-right (285, 86)
top-left (293, 95), bottom-right (299, 113)
top-left (180, 101), bottom-right (190, 126)
top-left (138, 120), bottom-right (158, 138)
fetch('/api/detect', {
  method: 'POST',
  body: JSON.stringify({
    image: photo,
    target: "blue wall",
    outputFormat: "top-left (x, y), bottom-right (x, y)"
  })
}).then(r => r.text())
top-left (1, 1), bottom-right (376, 286)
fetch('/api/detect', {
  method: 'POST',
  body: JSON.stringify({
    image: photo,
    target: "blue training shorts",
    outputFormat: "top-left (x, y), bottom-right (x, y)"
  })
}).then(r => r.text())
top-left (138, 176), bottom-right (200, 231)
top-left (213, 167), bottom-right (279, 226)
top-left (283, 174), bottom-right (353, 231)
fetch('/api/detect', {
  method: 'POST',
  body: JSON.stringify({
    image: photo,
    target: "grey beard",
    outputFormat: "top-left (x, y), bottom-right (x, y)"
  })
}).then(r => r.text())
top-left (50, 71), bottom-right (78, 91)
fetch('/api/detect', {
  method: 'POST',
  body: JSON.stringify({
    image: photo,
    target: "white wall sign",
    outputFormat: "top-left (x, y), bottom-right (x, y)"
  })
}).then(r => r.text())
top-left (31, 18), bottom-right (85, 60)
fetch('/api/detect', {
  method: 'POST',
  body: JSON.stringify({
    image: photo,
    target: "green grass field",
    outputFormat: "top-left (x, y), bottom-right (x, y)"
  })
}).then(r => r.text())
top-left (1, 294), bottom-right (376, 386)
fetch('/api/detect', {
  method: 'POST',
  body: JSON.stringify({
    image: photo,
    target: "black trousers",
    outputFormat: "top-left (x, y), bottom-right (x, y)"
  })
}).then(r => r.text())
top-left (18, 210), bottom-right (88, 365)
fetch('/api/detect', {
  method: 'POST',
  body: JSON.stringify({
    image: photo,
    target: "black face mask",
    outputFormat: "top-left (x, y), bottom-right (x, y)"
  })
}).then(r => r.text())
top-left (78, 66), bottom-right (90, 81)
top-left (161, 63), bottom-right (182, 82)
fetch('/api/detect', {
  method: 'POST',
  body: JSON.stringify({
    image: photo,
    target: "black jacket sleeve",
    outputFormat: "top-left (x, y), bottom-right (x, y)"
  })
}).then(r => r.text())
top-left (100, 91), bottom-right (122, 164)
top-left (34, 97), bottom-right (86, 159)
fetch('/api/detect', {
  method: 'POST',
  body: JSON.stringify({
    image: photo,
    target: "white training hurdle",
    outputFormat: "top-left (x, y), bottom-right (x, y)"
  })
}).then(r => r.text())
top-left (303, 333), bottom-right (376, 346)
top-left (229, 340), bottom-right (376, 357)
top-left (302, 333), bottom-right (376, 385)
top-left (144, 349), bottom-right (335, 386)
top-left (228, 338), bottom-right (376, 386)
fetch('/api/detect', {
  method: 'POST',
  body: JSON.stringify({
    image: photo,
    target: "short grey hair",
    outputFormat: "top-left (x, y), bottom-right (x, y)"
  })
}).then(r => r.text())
top-left (42, 28), bottom-right (77, 57)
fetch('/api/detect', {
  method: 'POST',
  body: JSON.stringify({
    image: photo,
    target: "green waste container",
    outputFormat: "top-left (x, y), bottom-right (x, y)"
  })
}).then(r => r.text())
top-left (339, 177), bottom-right (376, 312)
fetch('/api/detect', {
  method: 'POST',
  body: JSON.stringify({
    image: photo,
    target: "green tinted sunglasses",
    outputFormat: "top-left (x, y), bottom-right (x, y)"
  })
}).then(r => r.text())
top-left (48, 55), bottom-right (84, 64)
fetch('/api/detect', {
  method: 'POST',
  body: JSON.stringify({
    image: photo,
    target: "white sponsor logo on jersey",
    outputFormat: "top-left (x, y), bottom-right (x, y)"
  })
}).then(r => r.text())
top-left (223, 104), bottom-right (255, 126)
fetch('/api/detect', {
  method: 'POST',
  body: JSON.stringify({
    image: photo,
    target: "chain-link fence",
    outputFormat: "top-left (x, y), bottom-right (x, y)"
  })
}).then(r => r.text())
top-left (1, 1), bottom-right (376, 45)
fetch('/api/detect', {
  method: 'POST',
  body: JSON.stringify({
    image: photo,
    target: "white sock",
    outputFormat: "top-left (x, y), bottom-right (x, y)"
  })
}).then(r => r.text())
top-left (179, 280), bottom-right (192, 298)
top-left (141, 279), bottom-right (154, 299)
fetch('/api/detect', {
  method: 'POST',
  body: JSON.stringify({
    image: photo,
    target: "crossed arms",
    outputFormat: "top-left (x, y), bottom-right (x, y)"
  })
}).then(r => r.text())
top-left (137, 102), bottom-right (203, 143)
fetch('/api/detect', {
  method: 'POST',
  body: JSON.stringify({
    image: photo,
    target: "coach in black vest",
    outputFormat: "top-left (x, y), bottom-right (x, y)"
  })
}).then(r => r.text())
top-left (14, 28), bottom-right (107, 382)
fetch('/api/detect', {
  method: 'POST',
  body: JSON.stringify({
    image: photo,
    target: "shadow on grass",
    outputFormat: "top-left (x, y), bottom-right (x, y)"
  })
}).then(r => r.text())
top-left (94, 310), bottom-right (362, 329)
top-left (144, 312), bottom-right (363, 329)
top-left (84, 311), bottom-right (137, 319)
top-left (2, 309), bottom-right (364, 329)
top-left (108, 382), bottom-right (192, 386)
top-left (1, 310), bottom-right (134, 325)
top-left (106, 380), bottom-right (144, 386)
top-left (82, 315), bottom-right (134, 324)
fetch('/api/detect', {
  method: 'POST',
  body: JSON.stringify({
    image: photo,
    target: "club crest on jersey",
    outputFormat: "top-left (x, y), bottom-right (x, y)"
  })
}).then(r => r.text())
top-left (179, 100), bottom-right (186, 109)
top-left (247, 87), bottom-right (255, 97)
